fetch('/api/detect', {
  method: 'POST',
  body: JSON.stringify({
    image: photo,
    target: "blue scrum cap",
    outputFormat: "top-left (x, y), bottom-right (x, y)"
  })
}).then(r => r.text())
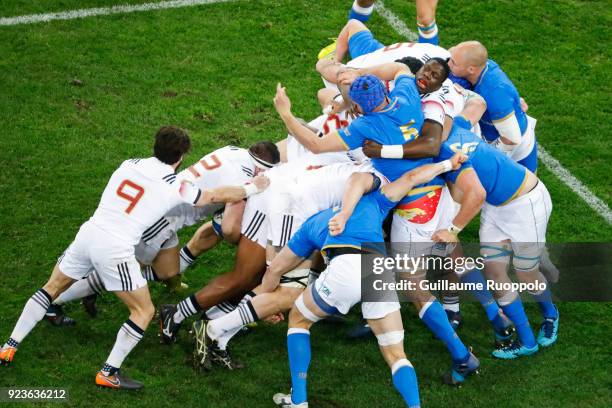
top-left (349, 74), bottom-right (387, 114)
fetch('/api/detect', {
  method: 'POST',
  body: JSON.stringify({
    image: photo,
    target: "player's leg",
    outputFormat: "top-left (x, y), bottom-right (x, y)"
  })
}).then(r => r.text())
top-left (96, 285), bottom-right (154, 389)
top-left (178, 221), bottom-right (221, 274)
top-left (366, 309), bottom-right (420, 407)
top-left (481, 240), bottom-right (539, 359)
top-left (206, 268), bottom-right (309, 348)
top-left (416, 0), bottom-right (439, 45)
top-left (333, 19), bottom-right (382, 63)
top-left (273, 285), bottom-right (329, 408)
top-left (160, 235), bottom-right (266, 344)
top-left (0, 263), bottom-right (75, 365)
top-left (348, 0), bottom-right (376, 23)
top-left (509, 182), bottom-right (558, 347)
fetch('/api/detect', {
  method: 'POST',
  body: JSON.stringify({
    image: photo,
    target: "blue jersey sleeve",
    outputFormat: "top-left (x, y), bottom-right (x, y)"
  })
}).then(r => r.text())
top-left (453, 116), bottom-right (472, 130)
top-left (337, 118), bottom-right (368, 150)
top-left (390, 74), bottom-right (420, 101)
top-left (372, 189), bottom-right (398, 214)
top-left (444, 162), bottom-right (474, 184)
top-left (484, 85), bottom-right (516, 122)
top-left (287, 222), bottom-right (318, 259)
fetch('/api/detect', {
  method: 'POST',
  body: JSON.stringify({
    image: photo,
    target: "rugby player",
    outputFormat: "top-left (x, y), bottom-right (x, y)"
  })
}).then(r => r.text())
top-left (0, 127), bottom-right (269, 389)
top-left (448, 41), bottom-right (539, 172)
top-left (270, 153), bottom-right (476, 407)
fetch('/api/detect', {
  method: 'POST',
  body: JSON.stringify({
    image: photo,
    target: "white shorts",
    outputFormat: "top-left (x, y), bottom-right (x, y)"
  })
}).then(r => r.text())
top-left (241, 191), bottom-right (269, 248)
top-left (134, 217), bottom-right (180, 265)
top-left (390, 187), bottom-right (459, 257)
top-left (313, 254), bottom-right (399, 320)
top-left (480, 181), bottom-right (552, 247)
top-left (58, 222), bottom-right (146, 292)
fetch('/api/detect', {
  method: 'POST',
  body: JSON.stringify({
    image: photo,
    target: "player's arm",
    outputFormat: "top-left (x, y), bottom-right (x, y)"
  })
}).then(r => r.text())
top-left (260, 247), bottom-right (307, 292)
top-left (274, 83), bottom-right (348, 154)
top-left (431, 168), bottom-right (486, 243)
top-left (339, 62), bottom-right (413, 83)
top-left (328, 172), bottom-right (377, 236)
top-left (195, 175), bottom-right (269, 206)
top-left (453, 86), bottom-right (488, 130)
top-left (382, 153), bottom-right (467, 202)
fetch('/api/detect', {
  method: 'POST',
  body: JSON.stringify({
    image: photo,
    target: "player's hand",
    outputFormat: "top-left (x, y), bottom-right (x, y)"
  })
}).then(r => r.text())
top-left (363, 139), bottom-right (383, 158)
top-left (264, 312), bottom-right (285, 324)
top-left (274, 83), bottom-right (292, 117)
top-left (328, 211), bottom-right (349, 236)
top-left (338, 69), bottom-right (360, 86)
top-left (520, 97), bottom-right (529, 112)
top-left (431, 229), bottom-right (459, 243)
top-left (450, 152), bottom-right (468, 170)
top-left (252, 174), bottom-right (270, 192)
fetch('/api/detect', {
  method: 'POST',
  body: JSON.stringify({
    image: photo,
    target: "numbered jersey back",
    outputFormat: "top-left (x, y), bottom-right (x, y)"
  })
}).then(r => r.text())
top-left (347, 42), bottom-right (450, 69)
top-left (90, 157), bottom-right (199, 245)
top-left (177, 146), bottom-right (255, 191)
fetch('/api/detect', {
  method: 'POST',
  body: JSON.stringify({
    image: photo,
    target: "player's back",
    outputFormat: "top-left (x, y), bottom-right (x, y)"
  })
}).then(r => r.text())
top-left (348, 42), bottom-right (450, 68)
top-left (91, 158), bottom-right (196, 245)
top-left (178, 145), bottom-right (254, 190)
top-left (442, 126), bottom-right (527, 206)
top-left (475, 60), bottom-right (528, 142)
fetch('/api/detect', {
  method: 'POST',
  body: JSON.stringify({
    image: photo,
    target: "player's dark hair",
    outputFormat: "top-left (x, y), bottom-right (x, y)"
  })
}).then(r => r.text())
top-left (431, 57), bottom-right (451, 81)
top-left (154, 126), bottom-right (191, 165)
top-left (249, 141), bottom-right (280, 166)
top-left (395, 56), bottom-right (423, 74)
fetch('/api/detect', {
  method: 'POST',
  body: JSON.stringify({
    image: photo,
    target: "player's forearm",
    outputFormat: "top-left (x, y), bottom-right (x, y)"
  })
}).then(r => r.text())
top-left (279, 111), bottom-right (321, 153)
top-left (458, 91), bottom-right (487, 125)
top-left (452, 187), bottom-right (485, 230)
top-left (355, 63), bottom-right (411, 81)
top-left (261, 249), bottom-right (304, 292)
top-left (384, 161), bottom-right (450, 202)
top-left (339, 173), bottom-right (374, 220)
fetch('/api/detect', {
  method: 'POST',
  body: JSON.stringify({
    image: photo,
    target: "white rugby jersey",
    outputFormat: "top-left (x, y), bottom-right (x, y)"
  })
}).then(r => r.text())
top-left (90, 157), bottom-right (200, 245)
top-left (177, 145), bottom-right (255, 190)
top-left (291, 161), bottom-right (379, 219)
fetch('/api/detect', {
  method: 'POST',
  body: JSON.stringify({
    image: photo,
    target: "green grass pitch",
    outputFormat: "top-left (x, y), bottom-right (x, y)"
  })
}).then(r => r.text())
top-left (0, 0), bottom-right (611, 407)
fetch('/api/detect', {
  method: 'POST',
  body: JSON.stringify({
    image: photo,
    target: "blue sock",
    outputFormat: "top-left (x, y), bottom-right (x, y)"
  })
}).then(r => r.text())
top-left (417, 21), bottom-right (439, 45)
top-left (392, 360), bottom-right (420, 408)
top-left (287, 328), bottom-right (311, 404)
top-left (420, 301), bottom-right (469, 362)
top-left (460, 269), bottom-right (500, 322)
top-left (531, 289), bottom-right (558, 319)
top-left (348, 1), bottom-right (373, 22)
top-left (500, 298), bottom-right (536, 348)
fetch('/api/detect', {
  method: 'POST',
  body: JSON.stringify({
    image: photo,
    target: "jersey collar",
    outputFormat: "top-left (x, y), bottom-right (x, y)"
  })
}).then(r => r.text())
top-left (474, 61), bottom-right (490, 88)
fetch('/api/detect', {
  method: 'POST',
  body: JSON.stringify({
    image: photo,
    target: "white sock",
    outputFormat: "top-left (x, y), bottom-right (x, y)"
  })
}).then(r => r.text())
top-left (207, 299), bottom-right (258, 341)
top-left (205, 301), bottom-right (236, 320)
top-left (54, 276), bottom-right (99, 305)
top-left (179, 246), bottom-right (197, 274)
top-left (104, 319), bottom-right (144, 369)
top-left (9, 289), bottom-right (52, 343)
top-left (216, 325), bottom-right (243, 351)
top-left (173, 295), bottom-right (201, 324)
top-left (443, 295), bottom-right (460, 313)
top-left (352, 0), bottom-right (374, 16)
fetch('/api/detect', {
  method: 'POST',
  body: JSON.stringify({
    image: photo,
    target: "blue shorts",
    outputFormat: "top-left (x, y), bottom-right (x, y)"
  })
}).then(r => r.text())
top-left (348, 30), bottom-right (384, 59)
top-left (518, 139), bottom-right (538, 173)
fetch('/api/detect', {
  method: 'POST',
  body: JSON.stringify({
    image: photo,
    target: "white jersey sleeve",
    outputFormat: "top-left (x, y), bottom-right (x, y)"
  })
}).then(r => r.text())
top-left (421, 89), bottom-right (447, 126)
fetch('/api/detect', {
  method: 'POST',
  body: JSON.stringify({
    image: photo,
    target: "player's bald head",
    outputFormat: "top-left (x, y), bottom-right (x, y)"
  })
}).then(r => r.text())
top-left (448, 41), bottom-right (488, 82)
top-left (453, 41), bottom-right (488, 68)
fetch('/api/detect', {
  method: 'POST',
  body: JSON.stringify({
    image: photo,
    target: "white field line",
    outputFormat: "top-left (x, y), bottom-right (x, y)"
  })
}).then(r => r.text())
top-left (1, 0), bottom-right (610, 224)
top-left (0, 0), bottom-right (233, 26)
top-left (376, 0), bottom-right (612, 224)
